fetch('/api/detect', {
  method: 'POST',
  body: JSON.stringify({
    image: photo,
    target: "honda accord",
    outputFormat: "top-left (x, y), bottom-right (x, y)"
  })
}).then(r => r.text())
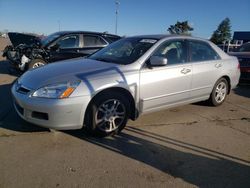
top-left (12, 35), bottom-right (240, 136)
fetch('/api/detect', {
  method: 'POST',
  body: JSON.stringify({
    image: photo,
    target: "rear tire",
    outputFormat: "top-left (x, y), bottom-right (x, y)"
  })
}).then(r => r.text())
top-left (208, 78), bottom-right (228, 106)
top-left (28, 59), bottom-right (47, 70)
top-left (85, 92), bottom-right (130, 137)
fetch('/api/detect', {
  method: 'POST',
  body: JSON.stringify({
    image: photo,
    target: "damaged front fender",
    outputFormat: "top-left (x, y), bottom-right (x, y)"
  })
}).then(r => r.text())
top-left (3, 33), bottom-right (49, 71)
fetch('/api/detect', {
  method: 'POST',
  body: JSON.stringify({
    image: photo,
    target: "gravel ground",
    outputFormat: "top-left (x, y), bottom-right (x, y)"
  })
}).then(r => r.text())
top-left (0, 37), bottom-right (10, 61)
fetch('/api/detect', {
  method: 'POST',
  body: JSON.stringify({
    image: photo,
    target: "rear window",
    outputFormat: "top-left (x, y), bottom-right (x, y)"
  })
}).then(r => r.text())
top-left (189, 40), bottom-right (220, 62)
top-left (83, 35), bottom-right (107, 47)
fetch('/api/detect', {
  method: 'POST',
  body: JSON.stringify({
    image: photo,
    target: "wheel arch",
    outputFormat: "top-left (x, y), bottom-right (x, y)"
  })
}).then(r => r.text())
top-left (221, 75), bottom-right (231, 94)
top-left (84, 87), bottom-right (138, 126)
top-left (27, 58), bottom-right (47, 70)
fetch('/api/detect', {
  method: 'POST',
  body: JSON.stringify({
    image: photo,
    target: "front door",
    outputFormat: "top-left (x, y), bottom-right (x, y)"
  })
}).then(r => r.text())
top-left (49, 34), bottom-right (82, 62)
top-left (140, 40), bottom-right (192, 113)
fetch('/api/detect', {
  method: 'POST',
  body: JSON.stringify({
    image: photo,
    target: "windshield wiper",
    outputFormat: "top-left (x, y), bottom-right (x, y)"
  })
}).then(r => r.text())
top-left (93, 57), bottom-right (110, 62)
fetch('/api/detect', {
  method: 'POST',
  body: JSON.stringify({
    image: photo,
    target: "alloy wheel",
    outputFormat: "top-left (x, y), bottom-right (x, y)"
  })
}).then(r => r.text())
top-left (95, 99), bottom-right (126, 133)
top-left (215, 81), bottom-right (227, 103)
top-left (32, 62), bottom-right (45, 68)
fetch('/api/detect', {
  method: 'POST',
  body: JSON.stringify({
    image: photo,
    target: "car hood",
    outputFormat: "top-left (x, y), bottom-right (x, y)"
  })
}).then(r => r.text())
top-left (8, 32), bottom-right (41, 47)
top-left (18, 58), bottom-right (128, 90)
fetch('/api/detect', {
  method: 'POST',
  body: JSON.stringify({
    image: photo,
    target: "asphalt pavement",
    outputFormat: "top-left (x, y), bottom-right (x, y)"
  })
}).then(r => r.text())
top-left (0, 60), bottom-right (250, 188)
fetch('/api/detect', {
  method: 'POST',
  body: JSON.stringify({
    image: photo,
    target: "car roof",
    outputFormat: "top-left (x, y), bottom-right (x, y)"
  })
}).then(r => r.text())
top-left (52, 31), bottom-right (120, 38)
top-left (127, 34), bottom-right (208, 41)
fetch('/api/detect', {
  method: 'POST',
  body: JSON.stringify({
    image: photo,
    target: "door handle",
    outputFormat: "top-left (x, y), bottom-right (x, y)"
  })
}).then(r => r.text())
top-left (215, 63), bottom-right (222, 68)
top-left (181, 68), bottom-right (191, 74)
top-left (76, 49), bottom-right (80, 53)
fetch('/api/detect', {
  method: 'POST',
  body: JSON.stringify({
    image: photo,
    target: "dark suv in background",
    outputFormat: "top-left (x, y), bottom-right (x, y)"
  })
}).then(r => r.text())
top-left (3, 31), bottom-right (121, 71)
top-left (229, 42), bottom-right (250, 80)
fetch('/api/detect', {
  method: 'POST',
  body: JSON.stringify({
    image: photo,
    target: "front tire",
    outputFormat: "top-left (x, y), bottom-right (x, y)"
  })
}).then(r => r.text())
top-left (85, 92), bottom-right (130, 137)
top-left (28, 59), bottom-right (47, 70)
top-left (208, 78), bottom-right (228, 106)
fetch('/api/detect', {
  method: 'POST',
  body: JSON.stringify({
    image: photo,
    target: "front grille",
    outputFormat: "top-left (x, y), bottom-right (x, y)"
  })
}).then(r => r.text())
top-left (32, 111), bottom-right (49, 120)
top-left (7, 51), bottom-right (20, 61)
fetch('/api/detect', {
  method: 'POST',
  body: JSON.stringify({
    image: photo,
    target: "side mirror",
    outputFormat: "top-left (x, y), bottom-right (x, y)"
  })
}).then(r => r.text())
top-left (149, 56), bottom-right (168, 66)
top-left (50, 43), bottom-right (60, 51)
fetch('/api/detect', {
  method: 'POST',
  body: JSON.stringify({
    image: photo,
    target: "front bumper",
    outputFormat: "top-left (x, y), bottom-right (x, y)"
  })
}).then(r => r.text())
top-left (11, 84), bottom-right (91, 130)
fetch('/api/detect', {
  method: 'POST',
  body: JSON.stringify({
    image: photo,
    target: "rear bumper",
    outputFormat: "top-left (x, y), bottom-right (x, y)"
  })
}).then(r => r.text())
top-left (230, 67), bottom-right (241, 89)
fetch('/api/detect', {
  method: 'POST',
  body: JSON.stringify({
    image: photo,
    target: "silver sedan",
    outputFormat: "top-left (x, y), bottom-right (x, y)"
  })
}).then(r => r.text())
top-left (12, 35), bottom-right (240, 136)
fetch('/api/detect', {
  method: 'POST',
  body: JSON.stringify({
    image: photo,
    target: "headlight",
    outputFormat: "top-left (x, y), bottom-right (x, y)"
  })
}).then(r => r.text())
top-left (31, 80), bottom-right (80, 99)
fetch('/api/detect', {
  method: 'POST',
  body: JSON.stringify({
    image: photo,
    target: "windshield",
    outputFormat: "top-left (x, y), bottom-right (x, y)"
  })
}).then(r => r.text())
top-left (89, 37), bottom-right (158, 64)
top-left (41, 32), bottom-right (61, 46)
top-left (104, 36), bottom-right (121, 43)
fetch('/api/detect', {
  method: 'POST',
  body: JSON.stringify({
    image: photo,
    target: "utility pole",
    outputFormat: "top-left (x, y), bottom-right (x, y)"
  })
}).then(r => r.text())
top-left (115, 1), bottom-right (120, 35)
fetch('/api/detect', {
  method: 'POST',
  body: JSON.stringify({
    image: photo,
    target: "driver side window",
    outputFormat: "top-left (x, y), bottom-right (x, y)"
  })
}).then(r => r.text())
top-left (57, 35), bottom-right (80, 48)
top-left (152, 40), bottom-right (187, 65)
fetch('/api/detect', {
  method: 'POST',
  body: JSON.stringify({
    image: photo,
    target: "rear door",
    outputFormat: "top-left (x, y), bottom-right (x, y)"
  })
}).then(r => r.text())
top-left (188, 40), bottom-right (222, 99)
top-left (140, 39), bottom-right (192, 112)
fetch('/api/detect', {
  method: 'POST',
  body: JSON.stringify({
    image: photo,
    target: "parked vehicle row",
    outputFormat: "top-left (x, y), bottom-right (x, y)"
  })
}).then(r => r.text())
top-left (228, 42), bottom-right (250, 80)
top-left (12, 35), bottom-right (240, 137)
top-left (2, 31), bottom-right (121, 71)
